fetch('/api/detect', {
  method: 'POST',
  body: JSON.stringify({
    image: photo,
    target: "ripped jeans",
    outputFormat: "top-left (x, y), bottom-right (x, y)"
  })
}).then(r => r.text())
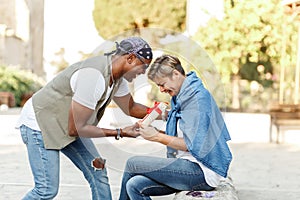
top-left (19, 125), bottom-right (112, 200)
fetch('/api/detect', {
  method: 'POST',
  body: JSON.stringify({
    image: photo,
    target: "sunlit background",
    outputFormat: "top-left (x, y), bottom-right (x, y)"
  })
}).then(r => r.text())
top-left (2, 1), bottom-right (300, 200)
top-left (1, 0), bottom-right (300, 144)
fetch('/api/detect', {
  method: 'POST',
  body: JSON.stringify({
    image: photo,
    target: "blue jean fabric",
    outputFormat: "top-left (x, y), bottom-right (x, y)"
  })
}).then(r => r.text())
top-left (118, 156), bottom-right (214, 200)
top-left (166, 71), bottom-right (232, 177)
top-left (19, 125), bottom-right (112, 200)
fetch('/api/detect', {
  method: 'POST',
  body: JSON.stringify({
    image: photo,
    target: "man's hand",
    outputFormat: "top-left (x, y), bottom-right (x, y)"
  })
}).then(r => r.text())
top-left (121, 124), bottom-right (140, 138)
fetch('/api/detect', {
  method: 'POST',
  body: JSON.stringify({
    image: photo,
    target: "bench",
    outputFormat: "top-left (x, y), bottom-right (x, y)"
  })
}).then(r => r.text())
top-left (269, 104), bottom-right (300, 143)
top-left (173, 177), bottom-right (239, 200)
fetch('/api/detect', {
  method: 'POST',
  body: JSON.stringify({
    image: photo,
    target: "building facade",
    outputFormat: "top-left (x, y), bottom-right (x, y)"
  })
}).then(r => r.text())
top-left (0, 0), bottom-right (44, 76)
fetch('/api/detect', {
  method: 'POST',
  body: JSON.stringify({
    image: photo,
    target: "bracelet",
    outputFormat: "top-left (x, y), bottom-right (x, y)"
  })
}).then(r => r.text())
top-left (120, 128), bottom-right (123, 138)
top-left (115, 128), bottom-right (122, 140)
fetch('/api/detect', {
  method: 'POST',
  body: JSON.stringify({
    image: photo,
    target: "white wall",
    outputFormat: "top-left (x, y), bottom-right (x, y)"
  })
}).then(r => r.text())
top-left (43, 0), bottom-right (103, 81)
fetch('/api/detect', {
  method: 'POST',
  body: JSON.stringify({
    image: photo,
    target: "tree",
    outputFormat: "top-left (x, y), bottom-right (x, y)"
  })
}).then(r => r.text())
top-left (194, 0), bottom-right (298, 110)
top-left (50, 48), bottom-right (69, 73)
top-left (93, 0), bottom-right (186, 39)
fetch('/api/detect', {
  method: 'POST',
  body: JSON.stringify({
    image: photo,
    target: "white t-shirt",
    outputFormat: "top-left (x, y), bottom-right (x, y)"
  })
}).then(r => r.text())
top-left (176, 124), bottom-right (223, 187)
top-left (16, 68), bottom-right (129, 131)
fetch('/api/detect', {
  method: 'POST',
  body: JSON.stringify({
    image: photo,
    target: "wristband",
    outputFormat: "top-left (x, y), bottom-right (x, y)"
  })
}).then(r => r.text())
top-left (115, 128), bottom-right (122, 140)
top-left (120, 128), bottom-right (123, 138)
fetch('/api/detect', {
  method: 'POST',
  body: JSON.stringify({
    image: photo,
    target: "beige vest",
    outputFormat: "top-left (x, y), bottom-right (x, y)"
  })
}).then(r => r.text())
top-left (32, 55), bottom-right (121, 149)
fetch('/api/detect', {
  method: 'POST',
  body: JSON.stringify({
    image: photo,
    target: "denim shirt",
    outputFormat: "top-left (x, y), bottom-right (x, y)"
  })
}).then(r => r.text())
top-left (166, 71), bottom-right (232, 177)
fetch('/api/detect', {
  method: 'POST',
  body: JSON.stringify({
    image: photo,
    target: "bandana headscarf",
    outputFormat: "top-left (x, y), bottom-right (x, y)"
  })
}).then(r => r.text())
top-left (112, 37), bottom-right (153, 60)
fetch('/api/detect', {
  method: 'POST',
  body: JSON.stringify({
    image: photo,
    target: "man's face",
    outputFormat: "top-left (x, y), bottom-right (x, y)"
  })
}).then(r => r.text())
top-left (123, 55), bottom-right (151, 82)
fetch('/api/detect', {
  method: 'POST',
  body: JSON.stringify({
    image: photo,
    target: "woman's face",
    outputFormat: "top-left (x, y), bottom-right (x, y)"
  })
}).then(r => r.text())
top-left (154, 70), bottom-right (184, 96)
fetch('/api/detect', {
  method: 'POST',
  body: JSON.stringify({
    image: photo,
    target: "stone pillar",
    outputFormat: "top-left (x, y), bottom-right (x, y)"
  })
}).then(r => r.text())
top-left (0, 24), bottom-right (6, 62)
top-left (27, 0), bottom-right (45, 76)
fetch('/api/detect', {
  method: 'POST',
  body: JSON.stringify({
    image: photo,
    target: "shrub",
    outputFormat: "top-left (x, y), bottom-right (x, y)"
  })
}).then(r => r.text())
top-left (0, 65), bottom-right (45, 107)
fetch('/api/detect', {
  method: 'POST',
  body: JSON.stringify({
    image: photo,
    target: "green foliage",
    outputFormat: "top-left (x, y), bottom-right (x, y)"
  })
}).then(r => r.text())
top-left (93, 0), bottom-right (186, 39)
top-left (0, 65), bottom-right (45, 106)
top-left (194, 0), bottom-right (297, 83)
top-left (194, 0), bottom-right (299, 110)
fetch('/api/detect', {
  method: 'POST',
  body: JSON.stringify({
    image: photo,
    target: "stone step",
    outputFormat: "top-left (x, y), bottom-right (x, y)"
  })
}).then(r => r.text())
top-left (173, 177), bottom-right (239, 200)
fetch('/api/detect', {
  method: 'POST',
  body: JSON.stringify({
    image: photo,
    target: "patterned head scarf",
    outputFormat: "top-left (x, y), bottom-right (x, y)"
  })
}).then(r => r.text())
top-left (108, 37), bottom-right (153, 60)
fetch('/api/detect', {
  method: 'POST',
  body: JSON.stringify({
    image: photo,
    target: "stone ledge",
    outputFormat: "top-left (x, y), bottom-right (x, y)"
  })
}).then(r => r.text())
top-left (173, 177), bottom-right (239, 200)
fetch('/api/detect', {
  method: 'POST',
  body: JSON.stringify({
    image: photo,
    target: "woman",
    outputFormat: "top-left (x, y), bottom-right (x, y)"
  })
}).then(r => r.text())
top-left (119, 55), bottom-right (232, 200)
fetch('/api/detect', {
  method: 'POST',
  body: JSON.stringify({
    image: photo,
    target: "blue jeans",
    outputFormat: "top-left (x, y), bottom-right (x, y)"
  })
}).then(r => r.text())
top-left (118, 156), bottom-right (214, 200)
top-left (20, 125), bottom-right (112, 200)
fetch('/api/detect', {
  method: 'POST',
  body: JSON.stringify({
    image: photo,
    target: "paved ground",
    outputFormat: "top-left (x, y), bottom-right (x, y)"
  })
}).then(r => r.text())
top-left (230, 142), bottom-right (300, 200)
top-left (1, 142), bottom-right (300, 200)
top-left (0, 139), bottom-right (174, 200)
top-left (1, 108), bottom-right (300, 200)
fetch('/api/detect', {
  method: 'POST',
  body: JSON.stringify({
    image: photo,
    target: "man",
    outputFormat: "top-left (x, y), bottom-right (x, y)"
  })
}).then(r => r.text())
top-left (16, 37), bottom-right (153, 200)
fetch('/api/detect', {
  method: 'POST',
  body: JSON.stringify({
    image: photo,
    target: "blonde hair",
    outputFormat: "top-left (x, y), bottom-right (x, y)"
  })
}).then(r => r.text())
top-left (147, 55), bottom-right (185, 81)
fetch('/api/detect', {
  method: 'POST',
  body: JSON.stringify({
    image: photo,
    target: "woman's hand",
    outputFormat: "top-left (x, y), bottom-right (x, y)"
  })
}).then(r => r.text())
top-left (139, 125), bottom-right (160, 141)
top-left (121, 124), bottom-right (140, 138)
